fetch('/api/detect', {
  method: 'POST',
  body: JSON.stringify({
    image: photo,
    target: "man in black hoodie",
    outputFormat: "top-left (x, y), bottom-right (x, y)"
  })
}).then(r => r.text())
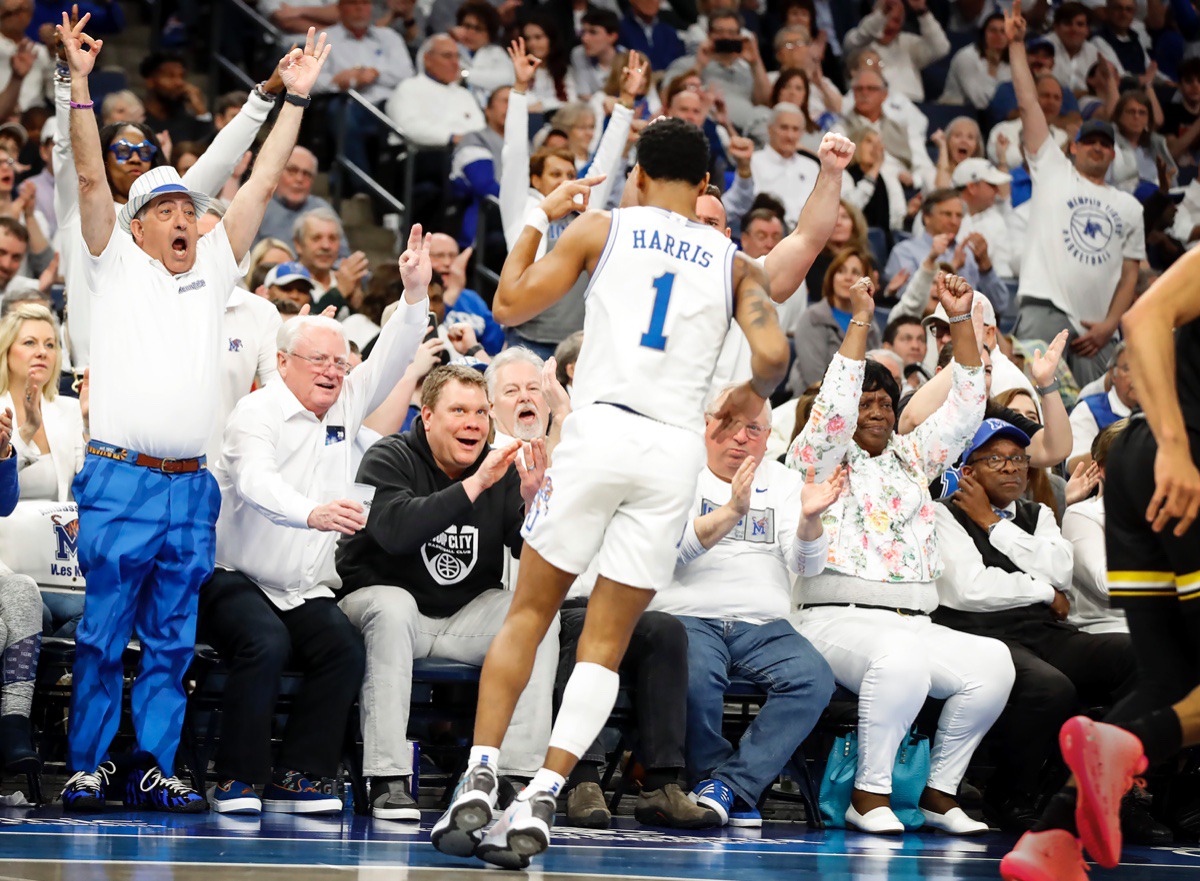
top-left (337, 364), bottom-right (557, 823)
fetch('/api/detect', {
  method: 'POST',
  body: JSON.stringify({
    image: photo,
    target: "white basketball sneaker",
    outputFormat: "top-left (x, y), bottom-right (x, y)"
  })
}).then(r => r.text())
top-left (430, 763), bottom-right (499, 857)
top-left (476, 788), bottom-right (557, 870)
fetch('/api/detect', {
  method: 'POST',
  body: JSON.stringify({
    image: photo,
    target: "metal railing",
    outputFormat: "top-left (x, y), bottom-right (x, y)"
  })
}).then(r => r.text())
top-left (332, 89), bottom-right (407, 231)
top-left (209, 0), bottom-right (283, 100)
top-left (473, 194), bottom-right (502, 295)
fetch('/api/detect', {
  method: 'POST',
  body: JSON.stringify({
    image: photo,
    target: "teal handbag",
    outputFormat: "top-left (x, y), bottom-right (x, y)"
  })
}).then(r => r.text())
top-left (818, 728), bottom-right (931, 830)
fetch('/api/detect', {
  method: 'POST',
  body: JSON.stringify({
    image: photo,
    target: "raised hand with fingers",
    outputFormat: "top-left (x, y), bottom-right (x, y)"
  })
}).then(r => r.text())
top-left (515, 437), bottom-right (548, 506)
top-left (726, 456), bottom-right (757, 518)
top-left (801, 464), bottom-right (846, 520)
top-left (0, 407), bottom-right (12, 461)
top-left (398, 223), bottom-right (432, 294)
top-left (1065, 460), bottom-right (1101, 505)
top-left (539, 174), bottom-right (606, 221)
top-left (507, 37), bottom-right (541, 91)
top-left (1030, 329), bottom-right (1069, 388)
top-left (278, 27), bottom-right (331, 97)
top-left (541, 356), bottom-right (571, 420)
top-left (56, 11), bottom-right (102, 77)
top-left (619, 50), bottom-right (647, 105)
top-left (1004, 0), bottom-right (1026, 43)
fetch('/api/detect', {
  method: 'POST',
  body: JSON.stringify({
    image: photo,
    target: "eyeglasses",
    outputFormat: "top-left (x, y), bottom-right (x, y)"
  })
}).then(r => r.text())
top-left (108, 139), bottom-right (158, 163)
top-left (284, 164), bottom-right (315, 179)
top-left (288, 351), bottom-right (351, 374)
top-left (780, 40), bottom-right (809, 50)
top-left (968, 453), bottom-right (1032, 471)
top-left (0, 157), bottom-right (14, 169)
top-left (741, 422), bottom-right (767, 439)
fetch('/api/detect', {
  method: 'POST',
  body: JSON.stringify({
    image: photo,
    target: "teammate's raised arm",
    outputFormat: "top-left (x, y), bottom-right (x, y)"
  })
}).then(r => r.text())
top-left (492, 176), bottom-right (608, 327)
top-left (711, 255), bottom-right (788, 440)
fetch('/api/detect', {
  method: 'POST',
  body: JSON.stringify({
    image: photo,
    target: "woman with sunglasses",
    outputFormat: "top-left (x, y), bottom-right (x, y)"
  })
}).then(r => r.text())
top-left (786, 272), bottom-right (1015, 836)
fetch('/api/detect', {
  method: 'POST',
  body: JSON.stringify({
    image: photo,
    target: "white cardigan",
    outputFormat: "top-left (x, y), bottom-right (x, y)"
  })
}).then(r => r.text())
top-left (1, 390), bottom-right (85, 502)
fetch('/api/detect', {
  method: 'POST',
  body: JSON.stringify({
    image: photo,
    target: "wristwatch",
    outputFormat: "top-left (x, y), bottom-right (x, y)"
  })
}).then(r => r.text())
top-left (283, 91), bottom-right (311, 108)
top-left (986, 519), bottom-right (1003, 537)
top-left (253, 81), bottom-right (279, 103)
top-left (1035, 378), bottom-right (1061, 396)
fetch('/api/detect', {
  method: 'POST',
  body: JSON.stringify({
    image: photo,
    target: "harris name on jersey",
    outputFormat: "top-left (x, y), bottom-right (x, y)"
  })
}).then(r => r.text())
top-left (631, 227), bottom-right (715, 268)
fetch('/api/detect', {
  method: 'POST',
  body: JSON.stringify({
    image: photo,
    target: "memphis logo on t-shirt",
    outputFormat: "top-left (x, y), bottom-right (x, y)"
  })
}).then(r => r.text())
top-left (699, 499), bottom-right (776, 544)
top-left (1062, 196), bottom-right (1126, 267)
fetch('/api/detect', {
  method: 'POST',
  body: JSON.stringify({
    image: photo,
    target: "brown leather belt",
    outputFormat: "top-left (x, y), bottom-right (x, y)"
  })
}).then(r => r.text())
top-left (86, 442), bottom-right (207, 474)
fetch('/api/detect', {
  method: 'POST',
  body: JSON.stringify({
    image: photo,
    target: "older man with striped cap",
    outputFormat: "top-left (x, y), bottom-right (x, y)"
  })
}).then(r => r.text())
top-left (56, 14), bottom-right (332, 813)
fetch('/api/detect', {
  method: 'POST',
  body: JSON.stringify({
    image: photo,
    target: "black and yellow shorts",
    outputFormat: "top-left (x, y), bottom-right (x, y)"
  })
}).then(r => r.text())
top-left (1106, 418), bottom-right (1200, 608)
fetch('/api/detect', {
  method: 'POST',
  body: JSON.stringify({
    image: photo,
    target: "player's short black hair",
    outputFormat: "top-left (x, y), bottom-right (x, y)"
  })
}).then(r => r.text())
top-left (883, 315), bottom-right (923, 345)
top-left (635, 118), bottom-right (709, 186)
top-left (862, 358), bottom-right (900, 416)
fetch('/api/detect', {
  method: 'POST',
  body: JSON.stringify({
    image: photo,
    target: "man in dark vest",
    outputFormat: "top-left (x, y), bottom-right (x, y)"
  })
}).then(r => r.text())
top-left (931, 419), bottom-right (1153, 838)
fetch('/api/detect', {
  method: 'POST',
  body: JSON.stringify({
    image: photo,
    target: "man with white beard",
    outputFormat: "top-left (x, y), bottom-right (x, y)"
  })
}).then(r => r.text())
top-left (486, 348), bottom-right (549, 446)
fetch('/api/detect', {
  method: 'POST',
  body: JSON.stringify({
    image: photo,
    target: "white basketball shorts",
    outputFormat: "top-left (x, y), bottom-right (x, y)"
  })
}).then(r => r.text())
top-left (521, 403), bottom-right (705, 591)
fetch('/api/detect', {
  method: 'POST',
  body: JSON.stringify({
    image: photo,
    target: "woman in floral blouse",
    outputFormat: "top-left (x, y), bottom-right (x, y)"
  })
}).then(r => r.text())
top-left (785, 273), bottom-right (1015, 837)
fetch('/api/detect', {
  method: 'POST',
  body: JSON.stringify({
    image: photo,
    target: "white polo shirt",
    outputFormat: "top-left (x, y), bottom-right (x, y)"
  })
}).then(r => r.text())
top-left (214, 295), bottom-right (428, 610)
top-left (207, 287), bottom-right (284, 462)
top-left (82, 222), bottom-right (244, 459)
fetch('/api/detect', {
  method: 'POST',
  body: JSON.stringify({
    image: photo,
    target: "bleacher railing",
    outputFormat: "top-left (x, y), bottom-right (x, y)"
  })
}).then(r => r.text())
top-left (331, 89), bottom-right (407, 228)
top-left (208, 0), bottom-right (280, 96)
top-left (473, 194), bottom-right (502, 295)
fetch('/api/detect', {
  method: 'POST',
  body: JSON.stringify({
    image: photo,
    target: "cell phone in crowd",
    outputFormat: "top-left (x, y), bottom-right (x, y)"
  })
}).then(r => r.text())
top-left (426, 314), bottom-right (452, 367)
top-left (713, 37), bottom-right (745, 54)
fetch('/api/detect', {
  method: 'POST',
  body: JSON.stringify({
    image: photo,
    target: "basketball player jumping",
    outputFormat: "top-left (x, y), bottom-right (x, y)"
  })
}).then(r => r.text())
top-left (430, 117), bottom-right (818, 868)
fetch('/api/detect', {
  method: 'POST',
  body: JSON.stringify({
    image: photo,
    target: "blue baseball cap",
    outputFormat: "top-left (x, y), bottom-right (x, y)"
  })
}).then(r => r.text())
top-left (264, 261), bottom-right (315, 289)
top-left (962, 418), bottom-right (1031, 465)
top-left (1076, 120), bottom-right (1116, 144)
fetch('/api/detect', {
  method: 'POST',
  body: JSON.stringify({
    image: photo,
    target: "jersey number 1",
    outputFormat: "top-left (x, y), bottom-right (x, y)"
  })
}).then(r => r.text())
top-left (640, 272), bottom-right (675, 351)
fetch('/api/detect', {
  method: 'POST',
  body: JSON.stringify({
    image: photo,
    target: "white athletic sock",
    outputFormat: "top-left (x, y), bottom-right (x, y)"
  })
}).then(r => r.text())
top-left (469, 746), bottom-right (500, 770)
top-left (547, 661), bottom-right (620, 759)
top-left (522, 768), bottom-right (567, 799)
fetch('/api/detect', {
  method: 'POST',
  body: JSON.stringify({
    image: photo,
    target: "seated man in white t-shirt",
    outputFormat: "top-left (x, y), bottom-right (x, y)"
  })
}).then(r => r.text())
top-left (650, 385), bottom-right (841, 827)
top-left (1005, 7), bottom-right (1145, 387)
top-left (1066, 342), bottom-right (1136, 471)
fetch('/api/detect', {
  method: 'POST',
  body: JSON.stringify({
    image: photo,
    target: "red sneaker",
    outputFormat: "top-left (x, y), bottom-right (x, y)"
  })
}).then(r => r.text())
top-left (1059, 716), bottom-right (1148, 869)
top-left (999, 830), bottom-right (1089, 881)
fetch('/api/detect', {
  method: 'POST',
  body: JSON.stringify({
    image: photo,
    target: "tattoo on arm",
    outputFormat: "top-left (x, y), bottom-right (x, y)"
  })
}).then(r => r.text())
top-left (743, 286), bottom-right (778, 328)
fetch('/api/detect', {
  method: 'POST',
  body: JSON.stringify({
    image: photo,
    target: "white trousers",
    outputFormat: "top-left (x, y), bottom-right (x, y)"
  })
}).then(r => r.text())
top-left (789, 606), bottom-right (1015, 795)
top-left (340, 585), bottom-right (560, 778)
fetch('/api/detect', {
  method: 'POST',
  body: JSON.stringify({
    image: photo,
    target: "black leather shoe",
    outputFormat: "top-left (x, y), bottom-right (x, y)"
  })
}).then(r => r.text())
top-left (0, 714), bottom-right (39, 772)
top-left (1122, 784), bottom-right (1173, 846)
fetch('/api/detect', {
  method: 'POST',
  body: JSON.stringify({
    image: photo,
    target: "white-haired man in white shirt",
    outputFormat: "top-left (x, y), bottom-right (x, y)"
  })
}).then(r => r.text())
top-left (198, 226), bottom-right (429, 816)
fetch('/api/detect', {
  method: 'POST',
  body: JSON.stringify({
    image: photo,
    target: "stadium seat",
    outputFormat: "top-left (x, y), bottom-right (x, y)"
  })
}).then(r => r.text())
top-left (919, 102), bottom-right (973, 135)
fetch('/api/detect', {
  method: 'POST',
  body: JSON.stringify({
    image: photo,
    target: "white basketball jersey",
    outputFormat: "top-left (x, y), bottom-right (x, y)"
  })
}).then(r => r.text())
top-left (571, 206), bottom-right (738, 433)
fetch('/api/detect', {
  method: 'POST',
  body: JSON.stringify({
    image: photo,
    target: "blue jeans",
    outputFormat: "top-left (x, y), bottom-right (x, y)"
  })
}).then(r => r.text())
top-left (680, 616), bottom-right (834, 806)
top-left (42, 591), bottom-right (85, 638)
top-left (503, 328), bottom-right (558, 362)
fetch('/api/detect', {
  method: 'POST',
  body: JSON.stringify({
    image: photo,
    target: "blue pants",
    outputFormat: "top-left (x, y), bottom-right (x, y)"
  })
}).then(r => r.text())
top-left (679, 616), bottom-right (834, 807)
top-left (67, 451), bottom-right (220, 775)
top-left (42, 591), bottom-right (85, 638)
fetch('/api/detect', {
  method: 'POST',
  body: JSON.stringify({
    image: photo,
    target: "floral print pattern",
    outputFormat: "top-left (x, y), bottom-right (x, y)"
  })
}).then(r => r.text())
top-left (785, 354), bottom-right (987, 583)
